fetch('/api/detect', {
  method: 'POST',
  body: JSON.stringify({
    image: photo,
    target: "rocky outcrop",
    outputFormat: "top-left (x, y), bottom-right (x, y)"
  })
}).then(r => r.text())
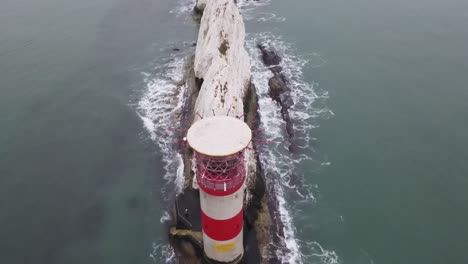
top-left (257, 44), bottom-right (295, 141)
top-left (258, 44), bottom-right (281, 67)
top-left (193, 0), bottom-right (251, 120)
top-left (195, 0), bottom-right (209, 11)
top-left (193, 0), bottom-right (258, 218)
top-left (171, 1), bottom-right (273, 263)
top-left (196, 0), bottom-right (260, 14)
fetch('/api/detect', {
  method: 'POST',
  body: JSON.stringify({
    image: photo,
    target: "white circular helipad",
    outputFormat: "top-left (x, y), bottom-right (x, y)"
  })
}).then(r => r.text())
top-left (187, 116), bottom-right (252, 156)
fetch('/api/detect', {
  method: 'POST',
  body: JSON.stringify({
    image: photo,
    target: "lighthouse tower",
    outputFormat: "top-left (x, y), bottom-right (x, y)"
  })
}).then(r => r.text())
top-left (186, 116), bottom-right (251, 263)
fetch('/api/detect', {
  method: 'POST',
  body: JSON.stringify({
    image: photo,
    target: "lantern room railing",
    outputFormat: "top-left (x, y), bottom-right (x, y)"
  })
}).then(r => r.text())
top-left (195, 152), bottom-right (246, 192)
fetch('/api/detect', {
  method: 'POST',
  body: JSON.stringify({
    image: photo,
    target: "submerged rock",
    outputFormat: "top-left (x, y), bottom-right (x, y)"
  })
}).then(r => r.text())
top-left (257, 44), bottom-right (282, 67)
top-left (257, 44), bottom-right (295, 141)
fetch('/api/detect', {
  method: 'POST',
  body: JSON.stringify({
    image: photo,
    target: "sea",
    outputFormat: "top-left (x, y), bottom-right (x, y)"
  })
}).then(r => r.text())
top-left (1, 0), bottom-right (467, 263)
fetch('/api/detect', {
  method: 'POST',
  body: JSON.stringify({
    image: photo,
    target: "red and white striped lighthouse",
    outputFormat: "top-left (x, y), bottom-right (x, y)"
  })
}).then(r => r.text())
top-left (186, 116), bottom-right (251, 263)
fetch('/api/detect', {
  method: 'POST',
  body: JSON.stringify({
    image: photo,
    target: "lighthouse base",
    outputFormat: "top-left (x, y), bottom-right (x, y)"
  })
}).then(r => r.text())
top-left (202, 230), bottom-right (243, 263)
top-left (203, 252), bottom-right (243, 264)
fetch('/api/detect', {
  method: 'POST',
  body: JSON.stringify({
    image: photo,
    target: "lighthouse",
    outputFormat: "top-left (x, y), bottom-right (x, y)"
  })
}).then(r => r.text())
top-left (186, 116), bottom-right (251, 263)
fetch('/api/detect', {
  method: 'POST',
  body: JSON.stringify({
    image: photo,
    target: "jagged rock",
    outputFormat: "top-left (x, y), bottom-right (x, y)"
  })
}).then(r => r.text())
top-left (192, 0), bottom-right (258, 221)
top-left (193, 0), bottom-right (251, 119)
top-left (271, 65), bottom-right (283, 73)
top-left (268, 78), bottom-right (282, 102)
top-left (257, 44), bottom-right (282, 66)
top-left (173, 0), bottom-right (272, 262)
top-left (258, 44), bottom-right (295, 140)
top-left (195, 0), bottom-right (209, 11)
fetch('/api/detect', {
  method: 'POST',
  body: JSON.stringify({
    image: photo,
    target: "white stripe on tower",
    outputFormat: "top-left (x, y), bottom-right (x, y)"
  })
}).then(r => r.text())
top-left (200, 186), bottom-right (245, 262)
top-left (186, 117), bottom-right (252, 263)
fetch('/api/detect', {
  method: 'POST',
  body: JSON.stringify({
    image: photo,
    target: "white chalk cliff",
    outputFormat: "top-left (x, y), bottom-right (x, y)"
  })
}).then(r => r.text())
top-left (177, 1), bottom-right (270, 262)
top-left (193, 0), bottom-right (256, 186)
top-left (193, 0), bottom-right (251, 120)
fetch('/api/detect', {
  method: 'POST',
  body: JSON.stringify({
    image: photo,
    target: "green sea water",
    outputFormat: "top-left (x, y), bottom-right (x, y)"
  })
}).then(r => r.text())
top-left (1, 0), bottom-right (467, 263)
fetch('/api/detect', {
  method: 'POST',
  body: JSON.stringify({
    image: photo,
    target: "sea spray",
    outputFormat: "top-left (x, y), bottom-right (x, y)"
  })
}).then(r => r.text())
top-left (137, 0), bottom-right (337, 263)
top-left (247, 31), bottom-right (336, 263)
top-left (137, 54), bottom-right (188, 263)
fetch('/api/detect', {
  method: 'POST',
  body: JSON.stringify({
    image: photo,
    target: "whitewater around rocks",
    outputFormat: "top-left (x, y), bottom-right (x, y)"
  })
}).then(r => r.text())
top-left (135, 1), bottom-right (337, 263)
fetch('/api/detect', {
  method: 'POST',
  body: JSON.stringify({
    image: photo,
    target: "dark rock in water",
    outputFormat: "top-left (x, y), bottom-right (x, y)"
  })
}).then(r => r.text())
top-left (264, 175), bottom-right (291, 262)
top-left (258, 43), bottom-right (296, 143)
top-left (279, 92), bottom-right (293, 109)
top-left (267, 73), bottom-right (294, 139)
top-left (257, 44), bottom-right (282, 66)
top-left (271, 65), bottom-right (283, 73)
top-left (268, 78), bottom-right (283, 102)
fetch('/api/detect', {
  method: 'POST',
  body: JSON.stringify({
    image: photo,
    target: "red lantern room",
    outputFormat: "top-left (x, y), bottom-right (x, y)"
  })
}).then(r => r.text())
top-left (187, 116), bottom-right (252, 196)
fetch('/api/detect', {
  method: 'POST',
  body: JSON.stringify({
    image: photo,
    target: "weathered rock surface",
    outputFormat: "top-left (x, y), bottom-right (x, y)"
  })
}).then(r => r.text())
top-left (195, 0), bottom-right (209, 11)
top-left (171, 1), bottom-right (273, 263)
top-left (193, 0), bottom-right (251, 120)
top-left (193, 0), bottom-right (258, 226)
top-left (257, 44), bottom-right (295, 141)
top-left (257, 44), bottom-right (282, 67)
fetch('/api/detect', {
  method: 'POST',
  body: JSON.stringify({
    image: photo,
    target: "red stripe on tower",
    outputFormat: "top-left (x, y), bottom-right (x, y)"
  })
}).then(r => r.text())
top-left (201, 209), bottom-right (243, 241)
top-left (186, 116), bottom-right (252, 263)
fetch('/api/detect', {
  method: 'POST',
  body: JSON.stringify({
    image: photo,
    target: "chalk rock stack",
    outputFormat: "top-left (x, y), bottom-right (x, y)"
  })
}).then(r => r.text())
top-left (191, 0), bottom-right (258, 263)
top-left (193, 0), bottom-right (251, 120)
top-left (193, 0), bottom-right (256, 201)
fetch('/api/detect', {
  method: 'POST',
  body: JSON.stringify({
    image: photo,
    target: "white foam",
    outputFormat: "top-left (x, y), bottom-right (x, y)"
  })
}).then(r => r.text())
top-left (246, 33), bottom-right (302, 263)
top-left (236, 0), bottom-right (273, 21)
top-left (302, 241), bottom-right (340, 264)
top-left (137, 56), bottom-right (186, 184)
top-left (170, 0), bottom-right (196, 16)
top-left (149, 242), bottom-right (176, 263)
top-left (160, 211), bottom-right (172, 224)
top-left (256, 12), bottom-right (286, 23)
top-left (237, 0), bottom-right (271, 8)
top-left (136, 54), bottom-right (188, 263)
top-left (171, 0), bottom-right (270, 16)
top-left (248, 32), bottom-right (333, 148)
top-left (138, 0), bottom-right (337, 263)
top-left (247, 31), bottom-right (336, 263)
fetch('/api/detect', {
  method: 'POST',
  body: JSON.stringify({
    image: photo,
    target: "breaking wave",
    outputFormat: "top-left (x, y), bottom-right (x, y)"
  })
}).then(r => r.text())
top-left (237, 0), bottom-right (273, 21)
top-left (136, 52), bottom-right (189, 263)
top-left (137, 55), bottom-right (186, 195)
top-left (246, 31), bottom-right (336, 263)
top-left (255, 12), bottom-right (286, 23)
top-left (237, 0), bottom-right (271, 10)
top-left (170, 0), bottom-right (277, 22)
top-left (137, 0), bottom-right (337, 263)
top-left (170, 0), bottom-right (196, 16)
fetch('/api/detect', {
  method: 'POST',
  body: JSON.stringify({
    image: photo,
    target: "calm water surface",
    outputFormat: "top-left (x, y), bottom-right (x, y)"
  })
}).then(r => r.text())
top-left (1, 0), bottom-right (467, 263)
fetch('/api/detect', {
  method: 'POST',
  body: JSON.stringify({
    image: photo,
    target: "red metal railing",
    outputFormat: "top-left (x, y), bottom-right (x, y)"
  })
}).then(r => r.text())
top-left (195, 152), bottom-right (246, 192)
